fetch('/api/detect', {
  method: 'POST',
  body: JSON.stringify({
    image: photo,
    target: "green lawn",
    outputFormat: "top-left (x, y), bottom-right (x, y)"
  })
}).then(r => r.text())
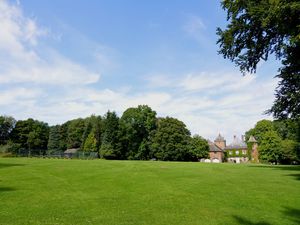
top-left (0, 158), bottom-right (299, 225)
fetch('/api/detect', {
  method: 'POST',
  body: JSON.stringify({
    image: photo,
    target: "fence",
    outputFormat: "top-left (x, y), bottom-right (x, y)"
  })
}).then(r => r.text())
top-left (15, 149), bottom-right (99, 159)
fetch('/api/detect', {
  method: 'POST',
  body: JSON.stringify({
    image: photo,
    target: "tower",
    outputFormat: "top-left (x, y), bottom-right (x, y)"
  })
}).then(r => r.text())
top-left (214, 133), bottom-right (226, 149)
top-left (248, 135), bottom-right (259, 163)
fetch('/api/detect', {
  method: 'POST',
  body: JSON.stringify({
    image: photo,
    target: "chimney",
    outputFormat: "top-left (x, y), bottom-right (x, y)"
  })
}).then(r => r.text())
top-left (241, 135), bottom-right (245, 142)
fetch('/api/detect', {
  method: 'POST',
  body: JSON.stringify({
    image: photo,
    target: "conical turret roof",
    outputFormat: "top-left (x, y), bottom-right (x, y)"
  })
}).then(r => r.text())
top-left (248, 135), bottom-right (257, 143)
top-left (214, 133), bottom-right (225, 142)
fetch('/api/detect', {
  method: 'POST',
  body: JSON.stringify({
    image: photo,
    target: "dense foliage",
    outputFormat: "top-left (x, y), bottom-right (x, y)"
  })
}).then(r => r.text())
top-left (149, 117), bottom-right (191, 161)
top-left (0, 105), bottom-right (209, 162)
top-left (47, 125), bottom-right (61, 152)
top-left (119, 105), bottom-right (157, 160)
top-left (246, 119), bottom-right (300, 164)
top-left (217, 0), bottom-right (300, 119)
top-left (9, 119), bottom-right (49, 154)
top-left (100, 111), bottom-right (121, 159)
top-left (0, 116), bottom-right (16, 145)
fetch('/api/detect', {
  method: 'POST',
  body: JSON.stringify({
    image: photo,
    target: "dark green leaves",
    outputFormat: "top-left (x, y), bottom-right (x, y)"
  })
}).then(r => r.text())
top-left (217, 0), bottom-right (300, 118)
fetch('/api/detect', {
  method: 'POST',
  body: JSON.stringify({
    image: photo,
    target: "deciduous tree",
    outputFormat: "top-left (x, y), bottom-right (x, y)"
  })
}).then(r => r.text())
top-left (10, 119), bottom-right (49, 153)
top-left (188, 135), bottom-right (209, 161)
top-left (259, 130), bottom-right (283, 164)
top-left (119, 105), bottom-right (157, 160)
top-left (83, 132), bottom-right (97, 152)
top-left (0, 115), bottom-right (16, 145)
top-left (217, 0), bottom-right (300, 119)
top-left (67, 119), bottom-right (85, 149)
top-left (150, 117), bottom-right (191, 161)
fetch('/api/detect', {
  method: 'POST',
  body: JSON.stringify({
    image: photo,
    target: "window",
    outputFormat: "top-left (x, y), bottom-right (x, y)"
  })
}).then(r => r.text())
top-left (236, 150), bottom-right (239, 155)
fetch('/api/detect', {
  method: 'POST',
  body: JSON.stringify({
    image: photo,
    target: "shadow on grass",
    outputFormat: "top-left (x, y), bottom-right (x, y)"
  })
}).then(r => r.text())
top-left (249, 165), bottom-right (300, 171)
top-left (233, 207), bottom-right (300, 225)
top-left (249, 165), bottom-right (300, 181)
top-left (0, 186), bottom-right (16, 192)
top-left (0, 163), bottom-right (25, 169)
top-left (286, 173), bottom-right (300, 181)
top-left (282, 207), bottom-right (300, 224)
top-left (233, 216), bottom-right (270, 225)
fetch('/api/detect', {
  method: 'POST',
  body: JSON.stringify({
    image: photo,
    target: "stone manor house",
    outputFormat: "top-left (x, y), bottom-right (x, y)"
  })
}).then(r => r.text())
top-left (207, 134), bottom-right (258, 163)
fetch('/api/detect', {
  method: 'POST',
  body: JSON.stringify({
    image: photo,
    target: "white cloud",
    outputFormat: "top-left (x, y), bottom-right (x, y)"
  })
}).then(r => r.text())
top-left (180, 72), bottom-right (229, 91)
top-left (0, 52), bottom-right (99, 85)
top-left (0, 1), bottom-right (278, 144)
top-left (0, 87), bottom-right (40, 106)
top-left (0, 0), bottom-right (100, 86)
top-left (145, 74), bottom-right (175, 88)
top-left (3, 72), bottom-right (276, 143)
top-left (145, 71), bottom-right (257, 94)
top-left (141, 71), bottom-right (277, 141)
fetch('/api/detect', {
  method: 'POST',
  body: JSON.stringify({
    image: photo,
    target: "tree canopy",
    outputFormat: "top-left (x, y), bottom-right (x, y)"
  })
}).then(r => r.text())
top-left (217, 0), bottom-right (300, 119)
top-left (188, 135), bottom-right (209, 161)
top-left (245, 119), bottom-right (300, 164)
top-left (149, 117), bottom-right (191, 161)
top-left (10, 119), bottom-right (49, 153)
top-left (119, 105), bottom-right (157, 160)
top-left (66, 119), bottom-right (85, 149)
top-left (0, 116), bottom-right (16, 145)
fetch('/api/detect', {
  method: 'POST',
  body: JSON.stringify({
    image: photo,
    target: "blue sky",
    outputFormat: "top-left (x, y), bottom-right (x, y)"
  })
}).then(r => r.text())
top-left (0, 0), bottom-right (279, 142)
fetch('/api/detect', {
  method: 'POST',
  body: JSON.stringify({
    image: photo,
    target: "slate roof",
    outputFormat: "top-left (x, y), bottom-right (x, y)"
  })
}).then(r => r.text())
top-left (208, 140), bottom-right (223, 152)
top-left (214, 133), bottom-right (225, 142)
top-left (225, 135), bottom-right (247, 150)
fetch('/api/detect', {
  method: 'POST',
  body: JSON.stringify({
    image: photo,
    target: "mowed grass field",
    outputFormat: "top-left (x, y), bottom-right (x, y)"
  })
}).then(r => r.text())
top-left (0, 158), bottom-right (299, 225)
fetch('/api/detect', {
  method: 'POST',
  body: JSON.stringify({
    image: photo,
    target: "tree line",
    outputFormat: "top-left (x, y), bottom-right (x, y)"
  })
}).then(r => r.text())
top-left (1, 105), bottom-right (299, 164)
top-left (0, 105), bottom-right (209, 161)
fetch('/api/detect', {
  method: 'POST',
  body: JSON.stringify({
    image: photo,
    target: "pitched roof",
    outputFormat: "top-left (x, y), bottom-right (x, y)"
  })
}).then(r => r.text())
top-left (208, 140), bottom-right (223, 152)
top-left (214, 133), bottom-right (225, 142)
top-left (225, 135), bottom-right (247, 149)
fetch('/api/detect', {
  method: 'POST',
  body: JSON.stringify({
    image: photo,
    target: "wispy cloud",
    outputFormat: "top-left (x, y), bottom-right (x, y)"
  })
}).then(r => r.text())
top-left (0, 87), bottom-right (41, 106)
top-left (183, 14), bottom-right (206, 42)
top-left (184, 14), bottom-right (205, 31)
top-left (142, 71), bottom-right (277, 140)
top-left (0, 0), bottom-right (100, 86)
top-left (0, 1), bottom-right (278, 143)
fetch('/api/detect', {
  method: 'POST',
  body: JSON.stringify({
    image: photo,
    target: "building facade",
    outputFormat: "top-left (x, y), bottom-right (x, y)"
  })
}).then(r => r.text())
top-left (208, 139), bottom-right (224, 163)
top-left (225, 135), bottom-right (249, 163)
top-left (208, 134), bottom-right (258, 163)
